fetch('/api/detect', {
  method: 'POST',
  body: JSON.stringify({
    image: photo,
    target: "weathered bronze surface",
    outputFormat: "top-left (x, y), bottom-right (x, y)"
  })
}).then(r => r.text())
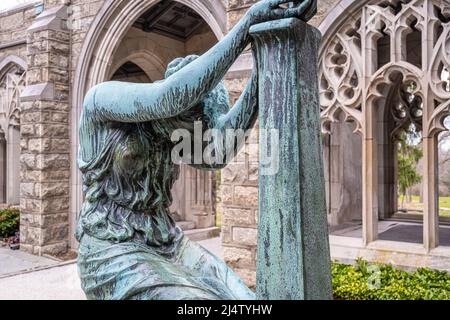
top-left (251, 17), bottom-right (332, 300)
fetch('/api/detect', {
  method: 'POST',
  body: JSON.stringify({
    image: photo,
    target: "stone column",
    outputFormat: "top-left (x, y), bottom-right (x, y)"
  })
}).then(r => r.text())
top-left (19, 5), bottom-right (71, 255)
top-left (0, 133), bottom-right (5, 203)
top-left (362, 136), bottom-right (378, 245)
top-left (361, 8), bottom-right (379, 246)
top-left (423, 136), bottom-right (439, 250)
top-left (250, 18), bottom-right (332, 300)
top-left (170, 166), bottom-right (216, 229)
top-left (187, 168), bottom-right (216, 229)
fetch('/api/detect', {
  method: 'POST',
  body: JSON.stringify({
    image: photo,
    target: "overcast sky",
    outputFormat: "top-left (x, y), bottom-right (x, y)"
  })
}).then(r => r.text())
top-left (0, 0), bottom-right (32, 12)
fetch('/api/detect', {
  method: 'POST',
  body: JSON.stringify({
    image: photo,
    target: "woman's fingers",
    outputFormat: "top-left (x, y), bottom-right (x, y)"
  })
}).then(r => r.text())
top-left (268, 0), bottom-right (290, 8)
top-left (268, 0), bottom-right (309, 9)
top-left (269, 0), bottom-right (311, 8)
top-left (269, 0), bottom-right (314, 20)
top-left (258, 0), bottom-right (316, 22)
top-left (299, 0), bottom-right (317, 21)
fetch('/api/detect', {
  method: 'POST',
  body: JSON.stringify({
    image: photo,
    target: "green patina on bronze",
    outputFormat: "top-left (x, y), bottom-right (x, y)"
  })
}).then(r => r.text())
top-left (251, 18), bottom-right (332, 300)
top-left (76, 0), bottom-right (327, 300)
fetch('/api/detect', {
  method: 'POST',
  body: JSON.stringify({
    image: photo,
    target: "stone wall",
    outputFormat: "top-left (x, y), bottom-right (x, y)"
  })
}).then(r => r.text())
top-left (0, 2), bottom-right (37, 62)
top-left (220, 0), bottom-right (259, 289)
top-left (0, 0), bottom-right (106, 255)
top-left (69, 0), bottom-right (105, 82)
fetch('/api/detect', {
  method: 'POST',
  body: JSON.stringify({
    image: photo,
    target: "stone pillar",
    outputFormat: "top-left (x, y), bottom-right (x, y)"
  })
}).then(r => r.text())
top-left (170, 166), bottom-right (216, 229)
top-left (361, 6), bottom-right (379, 246)
top-left (362, 137), bottom-right (378, 245)
top-left (19, 5), bottom-right (71, 255)
top-left (327, 119), bottom-right (363, 227)
top-left (251, 18), bottom-right (332, 300)
top-left (0, 133), bottom-right (5, 203)
top-left (186, 168), bottom-right (216, 228)
top-left (221, 127), bottom-right (259, 289)
top-left (423, 136), bottom-right (439, 250)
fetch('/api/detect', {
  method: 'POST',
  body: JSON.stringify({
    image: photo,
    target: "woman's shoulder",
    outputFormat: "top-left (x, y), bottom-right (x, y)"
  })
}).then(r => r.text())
top-left (83, 81), bottom-right (130, 109)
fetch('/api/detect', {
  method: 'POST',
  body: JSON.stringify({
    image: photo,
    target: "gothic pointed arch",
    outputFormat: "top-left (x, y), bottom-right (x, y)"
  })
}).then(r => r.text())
top-left (318, 0), bottom-right (450, 247)
top-left (0, 55), bottom-right (26, 206)
top-left (0, 55), bottom-right (26, 135)
top-left (319, 0), bottom-right (450, 139)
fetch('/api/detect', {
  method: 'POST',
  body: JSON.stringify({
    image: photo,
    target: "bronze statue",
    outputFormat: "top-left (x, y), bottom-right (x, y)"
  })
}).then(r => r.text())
top-left (76, 0), bottom-right (316, 300)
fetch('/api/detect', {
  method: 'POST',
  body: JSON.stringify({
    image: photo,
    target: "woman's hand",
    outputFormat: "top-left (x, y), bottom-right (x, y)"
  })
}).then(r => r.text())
top-left (247, 0), bottom-right (317, 25)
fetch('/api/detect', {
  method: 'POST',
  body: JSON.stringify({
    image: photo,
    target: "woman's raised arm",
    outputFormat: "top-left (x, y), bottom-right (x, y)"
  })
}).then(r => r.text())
top-left (83, 0), bottom-right (315, 123)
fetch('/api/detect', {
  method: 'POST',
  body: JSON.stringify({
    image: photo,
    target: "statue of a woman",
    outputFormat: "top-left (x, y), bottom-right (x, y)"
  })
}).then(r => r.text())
top-left (76, 0), bottom-right (316, 300)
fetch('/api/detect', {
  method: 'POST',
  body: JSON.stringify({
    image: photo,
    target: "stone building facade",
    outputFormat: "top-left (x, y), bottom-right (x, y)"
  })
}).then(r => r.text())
top-left (1, 0), bottom-right (450, 288)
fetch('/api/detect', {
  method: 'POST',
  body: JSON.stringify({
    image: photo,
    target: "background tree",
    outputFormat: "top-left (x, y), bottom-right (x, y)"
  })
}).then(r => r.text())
top-left (397, 131), bottom-right (423, 207)
top-left (438, 127), bottom-right (450, 196)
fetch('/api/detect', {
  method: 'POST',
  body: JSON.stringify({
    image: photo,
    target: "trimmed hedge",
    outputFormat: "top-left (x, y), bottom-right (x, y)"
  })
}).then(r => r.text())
top-left (332, 259), bottom-right (450, 300)
top-left (0, 208), bottom-right (20, 238)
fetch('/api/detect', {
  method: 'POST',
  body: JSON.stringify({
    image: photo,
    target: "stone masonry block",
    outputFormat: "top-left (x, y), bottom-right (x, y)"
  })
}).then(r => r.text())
top-left (223, 246), bottom-right (254, 268)
top-left (232, 227), bottom-right (257, 246)
top-left (35, 153), bottom-right (70, 170)
top-left (41, 223), bottom-right (69, 243)
top-left (233, 185), bottom-right (258, 207)
top-left (222, 207), bottom-right (254, 226)
top-left (34, 123), bottom-right (69, 138)
top-left (36, 182), bottom-right (69, 198)
top-left (222, 163), bottom-right (248, 184)
top-left (40, 241), bottom-right (68, 255)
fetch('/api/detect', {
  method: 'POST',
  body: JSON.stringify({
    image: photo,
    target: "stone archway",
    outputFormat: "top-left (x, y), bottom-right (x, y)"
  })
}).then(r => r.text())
top-left (70, 0), bottom-right (226, 247)
top-left (0, 55), bottom-right (27, 77)
top-left (109, 51), bottom-right (166, 83)
top-left (0, 55), bottom-right (26, 206)
top-left (318, 0), bottom-right (450, 249)
top-left (72, 0), bottom-right (225, 114)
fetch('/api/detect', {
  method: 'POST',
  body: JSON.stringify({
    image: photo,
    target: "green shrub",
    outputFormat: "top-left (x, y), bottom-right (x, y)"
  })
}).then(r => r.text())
top-left (332, 259), bottom-right (450, 300)
top-left (0, 208), bottom-right (20, 238)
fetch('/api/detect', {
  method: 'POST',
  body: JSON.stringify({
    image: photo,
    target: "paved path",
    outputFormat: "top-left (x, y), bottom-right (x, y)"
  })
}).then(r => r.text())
top-left (0, 262), bottom-right (85, 300)
top-left (0, 237), bottom-right (222, 300)
top-left (0, 247), bottom-right (58, 277)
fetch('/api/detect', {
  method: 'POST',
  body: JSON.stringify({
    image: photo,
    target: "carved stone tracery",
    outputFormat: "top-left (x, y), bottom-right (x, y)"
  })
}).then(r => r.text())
top-left (319, 0), bottom-right (450, 138)
top-left (320, 16), bottom-right (362, 134)
top-left (0, 64), bottom-right (25, 134)
top-left (0, 58), bottom-right (26, 205)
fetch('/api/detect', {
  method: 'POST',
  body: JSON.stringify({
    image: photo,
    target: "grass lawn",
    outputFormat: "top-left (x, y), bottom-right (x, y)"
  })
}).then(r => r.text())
top-left (398, 195), bottom-right (450, 217)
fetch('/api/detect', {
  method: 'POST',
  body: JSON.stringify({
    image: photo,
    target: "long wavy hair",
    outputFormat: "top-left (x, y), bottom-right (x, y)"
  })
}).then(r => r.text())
top-left (76, 55), bottom-right (230, 246)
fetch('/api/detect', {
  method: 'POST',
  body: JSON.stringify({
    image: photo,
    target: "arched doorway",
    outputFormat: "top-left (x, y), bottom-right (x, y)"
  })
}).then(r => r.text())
top-left (0, 130), bottom-right (5, 203)
top-left (0, 55), bottom-right (26, 206)
top-left (70, 0), bottom-right (227, 247)
top-left (322, 112), bottom-right (363, 237)
top-left (319, 0), bottom-right (450, 249)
